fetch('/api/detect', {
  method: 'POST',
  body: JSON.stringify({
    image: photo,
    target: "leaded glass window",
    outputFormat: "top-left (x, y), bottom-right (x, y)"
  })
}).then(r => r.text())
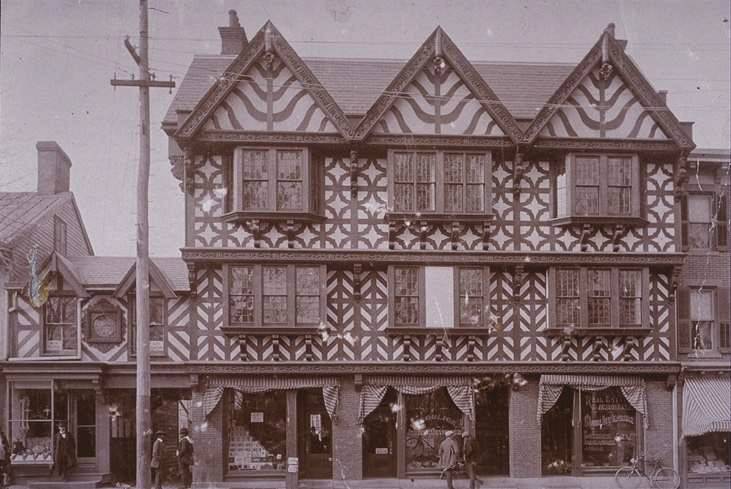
top-left (459, 268), bottom-right (483, 326)
top-left (574, 156), bottom-right (600, 216)
top-left (276, 150), bottom-right (303, 210)
top-left (242, 150), bottom-right (269, 210)
top-left (587, 269), bottom-right (611, 327)
top-left (392, 152), bottom-right (436, 212)
top-left (229, 266), bottom-right (255, 324)
top-left (619, 270), bottom-right (642, 326)
top-left (296, 266), bottom-right (321, 324)
top-left (556, 269), bottom-right (580, 327)
top-left (263, 266), bottom-right (288, 324)
top-left (607, 157), bottom-right (633, 215)
top-left (444, 153), bottom-right (486, 212)
top-left (394, 267), bottom-right (419, 325)
top-left (44, 296), bottom-right (77, 353)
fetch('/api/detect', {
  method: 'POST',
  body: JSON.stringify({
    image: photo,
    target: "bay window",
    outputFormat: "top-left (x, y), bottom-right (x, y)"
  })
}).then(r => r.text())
top-left (553, 153), bottom-right (641, 222)
top-left (224, 264), bottom-right (326, 330)
top-left (549, 267), bottom-right (649, 332)
top-left (226, 147), bottom-right (322, 221)
top-left (388, 265), bottom-right (491, 330)
top-left (43, 296), bottom-right (78, 355)
top-left (387, 150), bottom-right (492, 217)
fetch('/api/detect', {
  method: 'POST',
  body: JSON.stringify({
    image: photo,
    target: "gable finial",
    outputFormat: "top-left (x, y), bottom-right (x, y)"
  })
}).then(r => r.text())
top-left (599, 23), bottom-right (614, 80)
top-left (433, 28), bottom-right (446, 75)
top-left (262, 24), bottom-right (275, 70)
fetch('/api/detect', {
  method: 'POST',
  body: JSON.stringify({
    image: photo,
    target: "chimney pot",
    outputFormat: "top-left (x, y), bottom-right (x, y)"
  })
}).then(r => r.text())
top-left (219, 10), bottom-right (247, 55)
top-left (36, 141), bottom-right (72, 194)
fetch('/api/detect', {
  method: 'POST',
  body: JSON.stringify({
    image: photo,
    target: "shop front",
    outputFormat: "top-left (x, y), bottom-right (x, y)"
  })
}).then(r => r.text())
top-left (682, 375), bottom-right (731, 486)
top-left (538, 375), bottom-right (647, 476)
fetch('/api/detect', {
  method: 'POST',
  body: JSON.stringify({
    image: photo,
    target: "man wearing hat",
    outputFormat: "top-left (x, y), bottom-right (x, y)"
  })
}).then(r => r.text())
top-left (150, 431), bottom-right (165, 489)
top-left (177, 427), bottom-right (194, 489)
top-left (438, 430), bottom-right (459, 489)
top-left (51, 422), bottom-right (76, 481)
top-left (462, 431), bottom-right (481, 489)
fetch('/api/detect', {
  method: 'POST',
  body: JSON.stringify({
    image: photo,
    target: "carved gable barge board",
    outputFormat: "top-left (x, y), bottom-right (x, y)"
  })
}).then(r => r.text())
top-left (531, 138), bottom-right (679, 154)
top-left (196, 130), bottom-right (347, 145)
top-left (523, 27), bottom-right (694, 150)
top-left (352, 27), bottom-right (523, 143)
top-left (181, 247), bottom-right (685, 269)
top-left (365, 134), bottom-right (514, 149)
top-left (175, 22), bottom-right (352, 141)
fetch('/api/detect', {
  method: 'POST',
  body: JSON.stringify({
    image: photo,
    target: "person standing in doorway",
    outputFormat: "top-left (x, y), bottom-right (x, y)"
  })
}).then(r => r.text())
top-left (177, 427), bottom-right (194, 489)
top-left (438, 430), bottom-right (459, 489)
top-left (462, 431), bottom-right (481, 489)
top-left (52, 423), bottom-right (76, 481)
top-left (0, 430), bottom-right (10, 488)
top-left (150, 431), bottom-right (165, 489)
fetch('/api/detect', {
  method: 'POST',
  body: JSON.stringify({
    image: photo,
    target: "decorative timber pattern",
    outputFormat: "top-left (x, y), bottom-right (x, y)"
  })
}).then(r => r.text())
top-left (10, 294), bottom-right (41, 358)
top-left (201, 53), bottom-right (338, 133)
top-left (539, 66), bottom-right (668, 140)
top-left (373, 65), bottom-right (505, 136)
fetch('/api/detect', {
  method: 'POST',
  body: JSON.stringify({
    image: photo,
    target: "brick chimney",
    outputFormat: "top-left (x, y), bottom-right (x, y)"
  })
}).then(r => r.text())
top-left (36, 141), bottom-right (72, 194)
top-left (219, 10), bottom-right (247, 55)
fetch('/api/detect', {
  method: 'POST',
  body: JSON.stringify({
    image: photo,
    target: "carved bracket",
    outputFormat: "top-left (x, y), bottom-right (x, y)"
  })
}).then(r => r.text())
top-left (450, 221), bottom-right (463, 251)
top-left (389, 220), bottom-right (430, 250)
top-left (560, 336), bottom-right (573, 362)
top-left (591, 337), bottom-right (608, 361)
top-left (674, 153), bottom-right (689, 199)
top-left (467, 336), bottom-right (477, 362)
top-left (186, 262), bottom-right (197, 298)
top-left (238, 335), bottom-right (248, 362)
top-left (580, 223), bottom-right (594, 252)
top-left (272, 334), bottom-right (281, 362)
top-left (670, 266), bottom-right (682, 300)
top-left (611, 224), bottom-right (626, 252)
top-left (349, 149), bottom-right (359, 198)
top-left (512, 265), bottom-right (525, 300)
top-left (352, 264), bottom-right (363, 300)
top-left (403, 335), bottom-right (412, 362)
top-left (305, 334), bottom-right (313, 362)
top-left (622, 337), bottom-right (638, 361)
top-left (435, 336), bottom-right (444, 362)
top-left (183, 147), bottom-right (195, 194)
top-left (285, 219), bottom-right (297, 249)
top-left (189, 374), bottom-right (201, 391)
top-left (482, 221), bottom-right (491, 251)
top-left (244, 219), bottom-right (264, 248)
top-left (512, 152), bottom-right (527, 192)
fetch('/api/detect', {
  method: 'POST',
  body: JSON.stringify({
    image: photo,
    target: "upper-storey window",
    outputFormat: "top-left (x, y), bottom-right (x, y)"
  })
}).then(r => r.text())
top-left (678, 287), bottom-right (730, 354)
top-left (129, 295), bottom-right (167, 356)
top-left (388, 150), bottom-right (492, 217)
top-left (681, 192), bottom-right (728, 251)
top-left (228, 147), bottom-right (321, 220)
top-left (554, 153), bottom-right (641, 223)
top-left (550, 267), bottom-right (649, 332)
top-left (43, 295), bottom-right (77, 355)
top-left (224, 264), bottom-right (326, 330)
top-left (388, 265), bottom-right (492, 331)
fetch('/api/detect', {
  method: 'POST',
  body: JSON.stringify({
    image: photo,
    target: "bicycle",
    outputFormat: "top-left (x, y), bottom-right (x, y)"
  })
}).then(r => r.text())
top-left (615, 456), bottom-right (680, 489)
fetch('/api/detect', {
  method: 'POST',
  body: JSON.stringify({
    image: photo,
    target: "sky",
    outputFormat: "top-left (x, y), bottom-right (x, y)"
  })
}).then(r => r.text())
top-left (1, 0), bottom-right (730, 257)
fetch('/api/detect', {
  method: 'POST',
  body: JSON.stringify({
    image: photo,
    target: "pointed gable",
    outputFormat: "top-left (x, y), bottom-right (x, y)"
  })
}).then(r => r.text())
top-left (525, 25), bottom-right (694, 148)
top-left (176, 22), bottom-right (351, 139)
top-left (354, 28), bottom-right (522, 141)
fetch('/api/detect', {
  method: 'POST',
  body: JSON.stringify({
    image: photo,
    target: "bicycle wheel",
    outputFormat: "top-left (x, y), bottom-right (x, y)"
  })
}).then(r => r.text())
top-left (651, 467), bottom-right (679, 489)
top-left (615, 466), bottom-right (643, 489)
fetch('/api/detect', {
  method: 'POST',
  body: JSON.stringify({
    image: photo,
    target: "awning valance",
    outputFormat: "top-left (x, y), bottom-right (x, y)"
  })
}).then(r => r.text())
top-left (358, 376), bottom-right (474, 423)
top-left (537, 374), bottom-right (648, 427)
top-left (682, 376), bottom-right (731, 437)
top-left (203, 376), bottom-right (340, 419)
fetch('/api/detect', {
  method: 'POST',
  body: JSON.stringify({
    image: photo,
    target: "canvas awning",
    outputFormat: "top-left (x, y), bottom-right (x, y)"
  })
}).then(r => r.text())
top-left (202, 376), bottom-right (340, 419)
top-left (358, 375), bottom-right (474, 423)
top-left (682, 376), bottom-right (731, 437)
top-left (537, 374), bottom-right (648, 427)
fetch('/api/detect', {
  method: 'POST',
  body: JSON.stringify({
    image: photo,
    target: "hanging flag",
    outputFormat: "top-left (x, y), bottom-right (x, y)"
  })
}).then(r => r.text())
top-left (26, 246), bottom-right (50, 308)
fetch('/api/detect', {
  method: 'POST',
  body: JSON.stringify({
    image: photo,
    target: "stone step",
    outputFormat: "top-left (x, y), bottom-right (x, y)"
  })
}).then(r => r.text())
top-left (28, 482), bottom-right (100, 489)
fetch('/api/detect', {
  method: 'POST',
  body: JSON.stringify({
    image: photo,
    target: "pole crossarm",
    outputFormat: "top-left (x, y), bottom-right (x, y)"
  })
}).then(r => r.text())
top-left (111, 79), bottom-right (176, 88)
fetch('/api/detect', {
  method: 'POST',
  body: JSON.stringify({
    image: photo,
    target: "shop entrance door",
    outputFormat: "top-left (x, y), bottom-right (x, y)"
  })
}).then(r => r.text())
top-left (363, 389), bottom-right (397, 478)
top-left (475, 386), bottom-right (510, 475)
top-left (109, 391), bottom-right (136, 483)
top-left (298, 389), bottom-right (333, 479)
top-left (54, 390), bottom-right (98, 465)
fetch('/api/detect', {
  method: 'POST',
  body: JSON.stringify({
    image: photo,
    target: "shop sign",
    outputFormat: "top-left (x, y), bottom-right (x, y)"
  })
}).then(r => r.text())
top-left (250, 411), bottom-right (264, 423)
top-left (150, 340), bottom-right (164, 354)
top-left (47, 340), bottom-right (63, 352)
top-left (375, 447), bottom-right (389, 455)
top-left (287, 456), bottom-right (298, 473)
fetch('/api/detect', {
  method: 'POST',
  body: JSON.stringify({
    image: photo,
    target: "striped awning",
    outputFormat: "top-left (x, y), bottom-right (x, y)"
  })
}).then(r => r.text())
top-left (538, 374), bottom-right (647, 427)
top-left (358, 376), bottom-right (474, 423)
top-left (683, 376), bottom-right (731, 437)
top-left (203, 376), bottom-right (340, 419)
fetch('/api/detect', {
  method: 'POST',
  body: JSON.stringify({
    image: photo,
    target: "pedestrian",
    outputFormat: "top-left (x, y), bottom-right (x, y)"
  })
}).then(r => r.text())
top-left (151, 431), bottom-right (165, 489)
top-left (438, 430), bottom-right (459, 489)
top-left (462, 431), bottom-right (481, 489)
top-left (177, 427), bottom-right (194, 489)
top-left (51, 422), bottom-right (76, 481)
top-left (0, 430), bottom-right (10, 489)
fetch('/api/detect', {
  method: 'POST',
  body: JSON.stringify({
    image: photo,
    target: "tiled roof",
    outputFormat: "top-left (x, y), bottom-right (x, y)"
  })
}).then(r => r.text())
top-left (0, 192), bottom-right (70, 246)
top-left (163, 55), bottom-right (574, 126)
top-left (67, 256), bottom-right (190, 291)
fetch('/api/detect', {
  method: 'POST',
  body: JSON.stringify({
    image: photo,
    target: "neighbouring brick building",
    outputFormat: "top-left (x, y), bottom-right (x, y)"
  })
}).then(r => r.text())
top-left (4, 10), bottom-right (730, 489)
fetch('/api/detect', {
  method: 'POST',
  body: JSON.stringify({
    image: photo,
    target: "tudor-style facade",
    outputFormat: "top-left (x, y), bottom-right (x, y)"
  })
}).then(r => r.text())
top-left (156, 15), bottom-right (697, 486)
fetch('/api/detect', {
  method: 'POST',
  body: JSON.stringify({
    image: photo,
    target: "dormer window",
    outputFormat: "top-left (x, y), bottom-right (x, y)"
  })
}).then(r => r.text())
top-left (552, 153), bottom-right (643, 225)
top-left (386, 150), bottom-right (493, 222)
top-left (224, 147), bottom-right (322, 222)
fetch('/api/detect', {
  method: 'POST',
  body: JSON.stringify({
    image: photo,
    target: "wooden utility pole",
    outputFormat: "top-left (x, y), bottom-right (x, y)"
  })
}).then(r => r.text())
top-left (110, 2), bottom-right (174, 488)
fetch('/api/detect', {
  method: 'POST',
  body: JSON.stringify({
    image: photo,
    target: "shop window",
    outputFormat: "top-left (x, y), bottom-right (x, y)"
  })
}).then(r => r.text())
top-left (227, 391), bottom-right (286, 474)
top-left (43, 296), bottom-right (78, 355)
top-left (8, 384), bottom-right (54, 465)
top-left (405, 388), bottom-right (464, 473)
top-left (687, 433), bottom-right (730, 478)
top-left (552, 154), bottom-right (642, 224)
top-left (53, 216), bottom-right (67, 256)
top-left (549, 267), bottom-right (649, 333)
top-left (129, 296), bottom-right (166, 356)
top-left (581, 388), bottom-right (637, 469)
top-left (388, 265), bottom-right (492, 330)
top-left (387, 150), bottom-right (493, 218)
top-left (225, 147), bottom-right (322, 221)
top-left (223, 264), bottom-right (326, 330)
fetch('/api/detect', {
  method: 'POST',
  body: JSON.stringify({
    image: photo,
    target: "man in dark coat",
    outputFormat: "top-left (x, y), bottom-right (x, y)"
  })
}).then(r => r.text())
top-left (150, 431), bottom-right (165, 489)
top-left (177, 427), bottom-right (194, 489)
top-left (52, 423), bottom-right (76, 481)
top-left (462, 431), bottom-right (481, 489)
